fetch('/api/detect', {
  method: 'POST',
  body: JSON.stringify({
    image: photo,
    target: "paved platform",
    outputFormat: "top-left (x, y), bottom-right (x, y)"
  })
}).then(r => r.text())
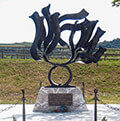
top-left (0, 104), bottom-right (120, 121)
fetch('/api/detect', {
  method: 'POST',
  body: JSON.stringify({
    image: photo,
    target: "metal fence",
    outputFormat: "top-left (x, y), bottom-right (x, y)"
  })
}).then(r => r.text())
top-left (0, 84), bottom-right (120, 121)
top-left (0, 46), bottom-right (120, 60)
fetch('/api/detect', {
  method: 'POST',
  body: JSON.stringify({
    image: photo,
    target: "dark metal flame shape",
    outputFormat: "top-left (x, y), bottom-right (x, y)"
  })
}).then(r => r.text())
top-left (30, 4), bottom-right (107, 87)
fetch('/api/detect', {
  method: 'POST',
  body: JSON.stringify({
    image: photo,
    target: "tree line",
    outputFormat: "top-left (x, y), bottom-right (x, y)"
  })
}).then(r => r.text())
top-left (97, 38), bottom-right (120, 49)
top-left (0, 38), bottom-right (120, 49)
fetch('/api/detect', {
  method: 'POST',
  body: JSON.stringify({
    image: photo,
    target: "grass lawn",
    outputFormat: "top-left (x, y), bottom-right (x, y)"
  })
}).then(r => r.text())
top-left (0, 59), bottom-right (120, 104)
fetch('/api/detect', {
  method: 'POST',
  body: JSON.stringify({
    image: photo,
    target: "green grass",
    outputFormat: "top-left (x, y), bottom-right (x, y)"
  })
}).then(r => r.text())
top-left (0, 59), bottom-right (120, 104)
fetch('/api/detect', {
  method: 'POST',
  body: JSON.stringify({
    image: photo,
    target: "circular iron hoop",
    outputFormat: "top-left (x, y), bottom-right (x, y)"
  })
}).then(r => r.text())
top-left (48, 65), bottom-right (72, 87)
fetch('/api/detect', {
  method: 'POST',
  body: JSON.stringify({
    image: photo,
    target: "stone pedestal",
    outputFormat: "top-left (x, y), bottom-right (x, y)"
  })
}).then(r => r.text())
top-left (33, 87), bottom-right (87, 112)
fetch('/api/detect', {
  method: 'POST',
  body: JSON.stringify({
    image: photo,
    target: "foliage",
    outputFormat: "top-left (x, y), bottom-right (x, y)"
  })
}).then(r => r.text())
top-left (112, 0), bottom-right (120, 7)
top-left (13, 116), bottom-right (17, 121)
top-left (0, 42), bottom-right (32, 47)
top-left (13, 42), bottom-right (32, 47)
top-left (97, 38), bottom-right (120, 48)
top-left (1, 37), bottom-right (120, 49)
top-left (101, 116), bottom-right (107, 121)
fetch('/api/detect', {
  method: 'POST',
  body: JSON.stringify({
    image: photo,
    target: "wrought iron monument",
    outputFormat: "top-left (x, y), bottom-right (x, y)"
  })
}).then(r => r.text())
top-left (30, 4), bottom-right (106, 87)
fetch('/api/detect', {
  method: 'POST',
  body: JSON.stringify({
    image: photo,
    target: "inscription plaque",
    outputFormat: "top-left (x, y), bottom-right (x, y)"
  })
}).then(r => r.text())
top-left (48, 93), bottom-right (73, 106)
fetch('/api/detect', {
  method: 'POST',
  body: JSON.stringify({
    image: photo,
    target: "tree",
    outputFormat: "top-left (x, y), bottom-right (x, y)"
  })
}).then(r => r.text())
top-left (97, 38), bottom-right (120, 49)
top-left (112, 0), bottom-right (120, 7)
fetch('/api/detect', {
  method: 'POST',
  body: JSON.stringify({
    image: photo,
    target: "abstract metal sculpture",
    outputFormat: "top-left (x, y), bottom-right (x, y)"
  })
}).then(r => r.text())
top-left (30, 4), bottom-right (107, 87)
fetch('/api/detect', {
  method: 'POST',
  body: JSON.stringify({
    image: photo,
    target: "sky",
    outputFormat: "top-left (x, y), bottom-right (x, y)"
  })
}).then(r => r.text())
top-left (0, 0), bottom-right (120, 44)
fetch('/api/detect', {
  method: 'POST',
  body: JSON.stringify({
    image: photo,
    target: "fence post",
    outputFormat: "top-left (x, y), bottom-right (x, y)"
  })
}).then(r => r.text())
top-left (21, 89), bottom-right (26, 121)
top-left (82, 80), bottom-right (85, 99)
top-left (16, 49), bottom-right (18, 59)
top-left (1, 48), bottom-right (4, 58)
top-left (94, 88), bottom-right (98, 121)
top-left (23, 48), bottom-right (26, 59)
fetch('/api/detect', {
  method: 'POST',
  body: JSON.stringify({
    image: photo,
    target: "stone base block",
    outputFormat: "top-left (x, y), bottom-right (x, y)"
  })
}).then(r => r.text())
top-left (33, 87), bottom-right (87, 112)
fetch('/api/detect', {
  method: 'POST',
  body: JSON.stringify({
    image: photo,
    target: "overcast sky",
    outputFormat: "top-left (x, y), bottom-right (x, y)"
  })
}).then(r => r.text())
top-left (0, 0), bottom-right (120, 44)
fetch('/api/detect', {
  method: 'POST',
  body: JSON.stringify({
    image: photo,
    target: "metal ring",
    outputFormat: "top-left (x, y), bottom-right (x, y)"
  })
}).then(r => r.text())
top-left (48, 65), bottom-right (72, 87)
